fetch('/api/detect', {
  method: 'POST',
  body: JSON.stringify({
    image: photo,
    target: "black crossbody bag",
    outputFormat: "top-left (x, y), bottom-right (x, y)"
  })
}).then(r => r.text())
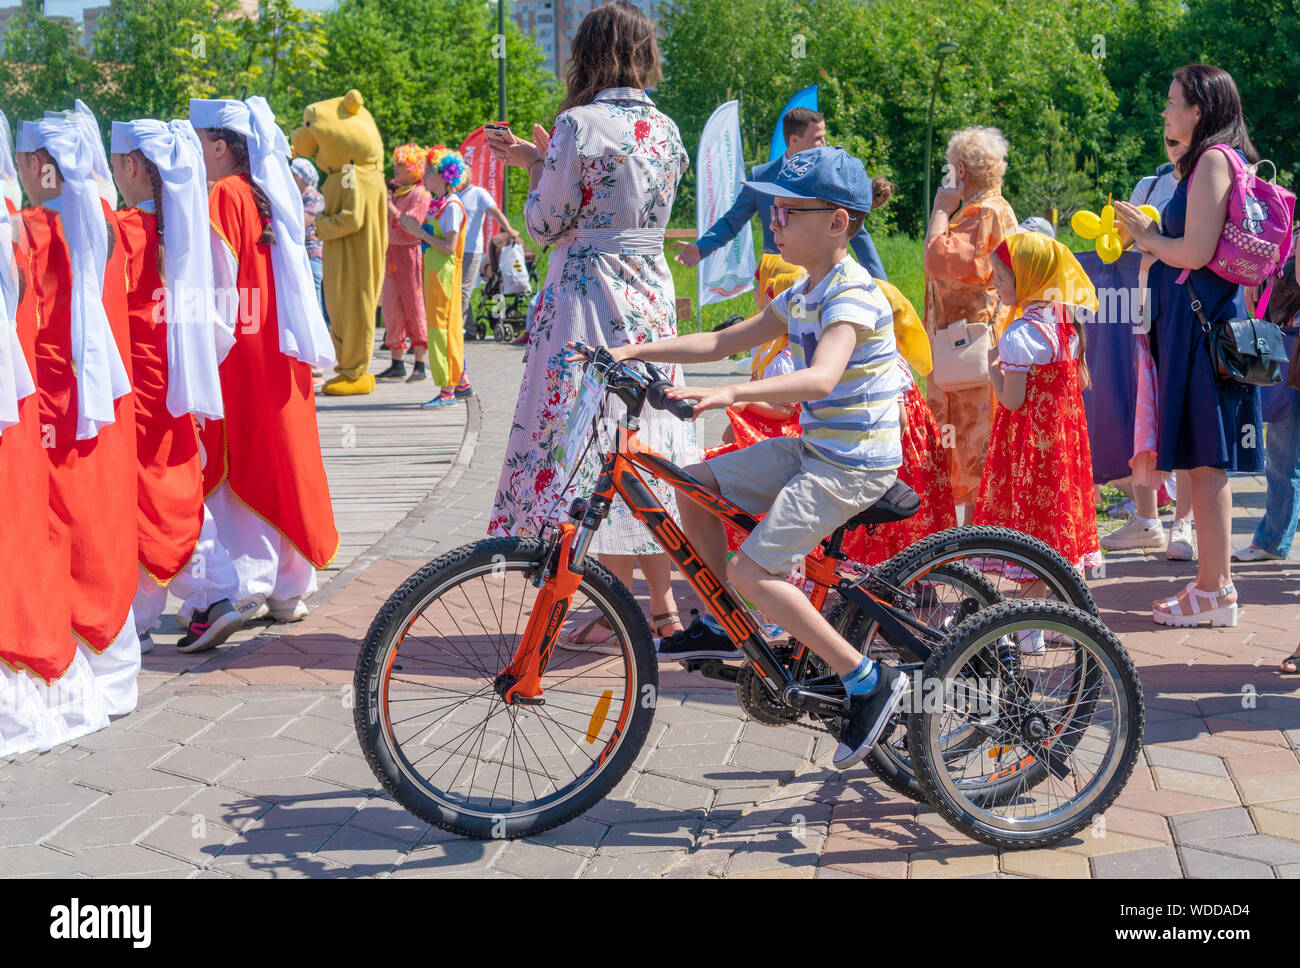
top-left (1182, 274), bottom-right (1289, 386)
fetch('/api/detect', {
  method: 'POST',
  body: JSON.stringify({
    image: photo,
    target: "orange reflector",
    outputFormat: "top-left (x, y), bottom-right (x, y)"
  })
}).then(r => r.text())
top-left (586, 689), bottom-right (613, 744)
top-left (988, 746), bottom-right (1013, 758)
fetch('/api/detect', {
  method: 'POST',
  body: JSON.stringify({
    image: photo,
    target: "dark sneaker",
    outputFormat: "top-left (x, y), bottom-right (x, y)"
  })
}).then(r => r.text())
top-left (454, 383), bottom-right (475, 399)
top-left (176, 599), bottom-right (244, 654)
top-left (655, 609), bottom-right (741, 661)
top-left (376, 360), bottom-right (407, 381)
top-left (405, 362), bottom-right (427, 383)
top-left (833, 663), bottom-right (909, 771)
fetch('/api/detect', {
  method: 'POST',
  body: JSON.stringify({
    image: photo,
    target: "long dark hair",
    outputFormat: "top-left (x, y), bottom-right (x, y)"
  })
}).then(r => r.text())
top-left (202, 127), bottom-right (274, 245)
top-left (131, 149), bottom-right (167, 278)
top-left (1172, 64), bottom-right (1259, 180)
top-left (559, 1), bottom-right (662, 114)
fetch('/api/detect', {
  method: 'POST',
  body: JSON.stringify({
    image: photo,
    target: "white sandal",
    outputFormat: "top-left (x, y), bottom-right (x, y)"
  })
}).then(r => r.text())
top-left (1152, 581), bottom-right (1238, 628)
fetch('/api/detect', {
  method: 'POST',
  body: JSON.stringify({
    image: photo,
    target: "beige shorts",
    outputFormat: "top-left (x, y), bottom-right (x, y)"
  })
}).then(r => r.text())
top-left (707, 437), bottom-right (897, 575)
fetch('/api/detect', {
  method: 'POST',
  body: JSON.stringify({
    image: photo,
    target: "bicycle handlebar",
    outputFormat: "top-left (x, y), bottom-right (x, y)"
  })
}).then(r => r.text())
top-left (569, 341), bottom-right (697, 422)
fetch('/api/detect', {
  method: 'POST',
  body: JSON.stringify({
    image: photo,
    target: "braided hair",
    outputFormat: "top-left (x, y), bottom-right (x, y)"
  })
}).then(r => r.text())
top-left (203, 127), bottom-right (274, 245)
top-left (132, 149), bottom-right (167, 279)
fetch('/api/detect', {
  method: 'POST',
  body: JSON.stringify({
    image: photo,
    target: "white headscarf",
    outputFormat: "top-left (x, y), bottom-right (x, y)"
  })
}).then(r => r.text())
top-left (18, 113), bottom-right (131, 440)
top-left (45, 101), bottom-right (118, 209)
top-left (189, 96), bottom-right (334, 369)
top-left (111, 119), bottom-right (229, 421)
top-left (0, 110), bottom-right (35, 434)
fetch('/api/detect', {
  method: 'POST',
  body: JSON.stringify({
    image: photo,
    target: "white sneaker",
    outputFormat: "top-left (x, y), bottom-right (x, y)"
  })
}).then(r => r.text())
top-left (1167, 520), bottom-right (1197, 560)
top-left (267, 597), bottom-right (309, 623)
top-left (1101, 515), bottom-right (1167, 552)
top-left (138, 634), bottom-right (154, 655)
top-left (1231, 545), bottom-right (1282, 562)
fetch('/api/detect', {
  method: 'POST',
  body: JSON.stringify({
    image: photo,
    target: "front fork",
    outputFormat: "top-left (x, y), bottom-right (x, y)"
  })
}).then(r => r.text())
top-left (496, 495), bottom-right (609, 705)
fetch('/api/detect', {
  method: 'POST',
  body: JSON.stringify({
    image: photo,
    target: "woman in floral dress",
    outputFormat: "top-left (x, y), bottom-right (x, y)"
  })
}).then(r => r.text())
top-left (486, 0), bottom-right (695, 644)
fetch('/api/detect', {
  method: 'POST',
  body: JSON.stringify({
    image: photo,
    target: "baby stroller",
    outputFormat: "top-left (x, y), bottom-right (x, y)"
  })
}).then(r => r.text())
top-left (468, 232), bottom-right (540, 343)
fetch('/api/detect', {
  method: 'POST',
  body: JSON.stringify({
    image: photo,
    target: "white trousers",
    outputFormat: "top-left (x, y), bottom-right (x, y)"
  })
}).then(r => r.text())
top-left (133, 504), bottom-right (239, 634)
top-left (205, 482), bottom-right (317, 607)
top-left (76, 611), bottom-right (141, 719)
top-left (0, 650), bottom-right (109, 758)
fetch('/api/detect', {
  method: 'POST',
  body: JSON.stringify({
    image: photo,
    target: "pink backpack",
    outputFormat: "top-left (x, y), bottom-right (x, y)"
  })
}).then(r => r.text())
top-left (1179, 144), bottom-right (1296, 316)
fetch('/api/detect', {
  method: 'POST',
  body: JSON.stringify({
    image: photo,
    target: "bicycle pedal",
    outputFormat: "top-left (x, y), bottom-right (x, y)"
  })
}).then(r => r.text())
top-left (512, 695), bottom-right (546, 706)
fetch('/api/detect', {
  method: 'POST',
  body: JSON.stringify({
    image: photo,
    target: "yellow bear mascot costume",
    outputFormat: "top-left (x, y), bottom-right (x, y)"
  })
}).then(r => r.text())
top-left (291, 90), bottom-right (388, 395)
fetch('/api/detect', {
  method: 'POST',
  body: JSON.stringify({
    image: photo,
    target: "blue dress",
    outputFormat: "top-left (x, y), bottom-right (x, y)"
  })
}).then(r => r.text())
top-left (1148, 166), bottom-right (1262, 472)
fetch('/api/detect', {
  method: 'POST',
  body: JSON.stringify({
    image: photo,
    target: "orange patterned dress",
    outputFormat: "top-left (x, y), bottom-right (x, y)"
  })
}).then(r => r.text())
top-left (922, 189), bottom-right (1018, 505)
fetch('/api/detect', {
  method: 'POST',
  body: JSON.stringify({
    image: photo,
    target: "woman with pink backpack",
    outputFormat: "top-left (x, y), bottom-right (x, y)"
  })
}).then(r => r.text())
top-left (1116, 64), bottom-right (1294, 629)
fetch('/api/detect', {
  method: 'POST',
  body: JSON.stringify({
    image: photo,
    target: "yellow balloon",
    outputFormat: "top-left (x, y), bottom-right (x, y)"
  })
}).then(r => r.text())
top-left (1138, 204), bottom-right (1160, 223)
top-left (1097, 232), bottom-right (1123, 263)
top-left (1100, 203), bottom-right (1115, 233)
top-left (1071, 210), bottom-right (1101, 238)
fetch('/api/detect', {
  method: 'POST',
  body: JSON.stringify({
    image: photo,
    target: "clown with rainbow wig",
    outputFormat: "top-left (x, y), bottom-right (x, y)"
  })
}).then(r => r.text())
top-left (376, 143), bottom-right (433, 383)
top-left (399, 146), bottom-right (474, 408)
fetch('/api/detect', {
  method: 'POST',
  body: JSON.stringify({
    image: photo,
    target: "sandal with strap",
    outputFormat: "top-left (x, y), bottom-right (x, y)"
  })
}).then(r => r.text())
top-left (651, 611), bottom-right (682, 639)
top-left (1152, 581), bottom-right (1238, 628)
top-left (557, 614), bottom-right (618, 655)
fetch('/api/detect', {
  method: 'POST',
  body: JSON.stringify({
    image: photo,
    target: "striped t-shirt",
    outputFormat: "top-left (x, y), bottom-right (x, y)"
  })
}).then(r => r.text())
top-left (771, 257), bottom-right (903, 470)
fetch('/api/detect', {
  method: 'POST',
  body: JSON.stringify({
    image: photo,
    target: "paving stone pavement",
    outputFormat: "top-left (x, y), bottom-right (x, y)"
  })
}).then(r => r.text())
top-left (4, 339), bottom-right (1299, 878)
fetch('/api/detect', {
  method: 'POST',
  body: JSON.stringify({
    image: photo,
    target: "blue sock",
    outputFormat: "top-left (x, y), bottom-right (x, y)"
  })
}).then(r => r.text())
top-left (840, 656), bottom-right (878, 696)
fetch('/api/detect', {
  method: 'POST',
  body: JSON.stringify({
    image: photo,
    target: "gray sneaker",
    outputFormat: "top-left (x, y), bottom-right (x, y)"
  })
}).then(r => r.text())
top-left (1101, 515), bottom-right (1167, 552)
top-left (1167, 520), bottom-right (1197, 561)
top-left (176, 599), bottom-right (244, 653)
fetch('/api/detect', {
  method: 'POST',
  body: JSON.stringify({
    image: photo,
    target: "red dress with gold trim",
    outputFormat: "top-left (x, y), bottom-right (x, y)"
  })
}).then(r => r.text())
top-left (117, 208), bottom-right (204, 584)
top-left (973, 306), bottom-right (1100, 574)
top-left (202, 174), bottom-right (338, 569)
top-left (27, 200), bottom-right (139, 650)
top-left (0, 204), bottom-right (74, 681)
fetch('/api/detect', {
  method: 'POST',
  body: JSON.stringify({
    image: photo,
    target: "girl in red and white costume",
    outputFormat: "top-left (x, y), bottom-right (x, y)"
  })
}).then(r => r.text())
top-left (109, 118), bottom-right (243, 654)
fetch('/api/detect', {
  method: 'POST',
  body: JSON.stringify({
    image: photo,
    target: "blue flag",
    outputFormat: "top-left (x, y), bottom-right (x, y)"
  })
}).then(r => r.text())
top-left (768, 84), bottom-right (818, 162)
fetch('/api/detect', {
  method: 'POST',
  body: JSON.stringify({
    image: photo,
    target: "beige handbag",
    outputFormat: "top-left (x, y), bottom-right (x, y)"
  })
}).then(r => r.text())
top-left (927, 280), bottom-right (992, 392)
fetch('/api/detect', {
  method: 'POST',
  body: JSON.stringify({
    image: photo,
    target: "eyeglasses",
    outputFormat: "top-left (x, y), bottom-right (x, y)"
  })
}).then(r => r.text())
top-left (770, 204), bottom-right (839, 227)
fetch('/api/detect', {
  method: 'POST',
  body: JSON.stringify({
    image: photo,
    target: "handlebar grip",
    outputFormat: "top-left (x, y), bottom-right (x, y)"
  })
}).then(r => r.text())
top-left (647, 380), bottom-right (697, 420)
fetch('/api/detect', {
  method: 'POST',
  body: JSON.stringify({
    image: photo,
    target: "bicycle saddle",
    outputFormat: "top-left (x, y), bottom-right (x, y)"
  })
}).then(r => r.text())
top-left (842, 479), bottom-right (920, 528)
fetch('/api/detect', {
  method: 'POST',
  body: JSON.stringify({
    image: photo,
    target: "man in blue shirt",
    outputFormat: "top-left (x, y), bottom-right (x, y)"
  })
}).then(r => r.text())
top-left (675, 108), bottom-right (887, 292)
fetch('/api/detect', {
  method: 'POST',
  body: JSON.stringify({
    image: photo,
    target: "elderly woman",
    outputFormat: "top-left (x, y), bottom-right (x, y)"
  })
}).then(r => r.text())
top-left (922, 127), bottom-right (1020, 520)
top-left (485, 0), bottom-right (694, 646)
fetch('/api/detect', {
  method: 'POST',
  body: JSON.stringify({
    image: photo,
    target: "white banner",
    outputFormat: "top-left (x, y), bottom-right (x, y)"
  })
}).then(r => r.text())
top-left (697, 100), bottom-right (756, 308)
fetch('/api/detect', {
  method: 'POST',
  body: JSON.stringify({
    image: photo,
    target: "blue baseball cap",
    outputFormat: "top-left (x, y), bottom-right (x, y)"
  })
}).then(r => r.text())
top-left (744, 146), bottom-right (873, 213)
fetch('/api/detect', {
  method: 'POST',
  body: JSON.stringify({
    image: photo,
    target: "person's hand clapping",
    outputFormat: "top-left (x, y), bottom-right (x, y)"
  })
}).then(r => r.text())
top-left (665, 383), bottom-right (734, 417)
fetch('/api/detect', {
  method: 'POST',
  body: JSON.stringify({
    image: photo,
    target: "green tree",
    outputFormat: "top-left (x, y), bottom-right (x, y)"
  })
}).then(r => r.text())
top-left (0, 0), bottom-right (96, 123)
top-left (311, 0), bottom-right (558, 165)
top-left (1005, 105), bottom-right (1098, 225)
top-left (92, 0), bottom-right (236, 122)
top-left (1171, 0), bottom-right (1300, 185)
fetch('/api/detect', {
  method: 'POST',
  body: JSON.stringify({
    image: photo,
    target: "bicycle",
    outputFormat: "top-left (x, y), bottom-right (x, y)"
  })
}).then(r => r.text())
top-left (354, 343), bottom-right (1143, 848)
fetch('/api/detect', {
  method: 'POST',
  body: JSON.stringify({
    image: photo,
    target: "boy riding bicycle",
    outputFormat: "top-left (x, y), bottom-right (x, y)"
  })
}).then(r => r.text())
top-left (608, 146), bottom-right (909, 770)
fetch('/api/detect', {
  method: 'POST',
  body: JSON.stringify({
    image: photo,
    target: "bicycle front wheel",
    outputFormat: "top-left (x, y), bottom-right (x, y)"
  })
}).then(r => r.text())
top-left (907, 599), bottom-right (1143, 849)
top-left (354, 537), bottom-right (658, 840)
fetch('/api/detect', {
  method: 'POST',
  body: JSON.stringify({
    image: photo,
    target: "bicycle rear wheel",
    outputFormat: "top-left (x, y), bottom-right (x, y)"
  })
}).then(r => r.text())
top-left (829, 526), bottom-right (1098, 803)
top-left (354, 537), bottom-right (658, 839)
top-left (827, 561), bottom-right (1002, 800)
top-left (908, 599), bottom-right (1143, 849)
